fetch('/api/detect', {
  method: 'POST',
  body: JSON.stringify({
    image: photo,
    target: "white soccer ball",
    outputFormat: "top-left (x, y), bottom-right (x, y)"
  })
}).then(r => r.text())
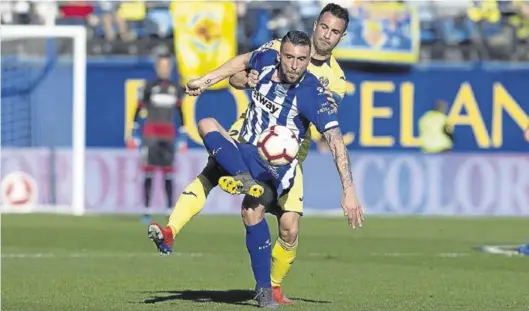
top-left (257, 125), bottom-right (299, 166)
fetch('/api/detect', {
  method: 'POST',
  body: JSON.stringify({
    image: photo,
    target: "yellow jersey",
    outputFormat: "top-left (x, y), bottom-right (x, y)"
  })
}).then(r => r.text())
top-left (252, 39), bottom-right (346, 163)
top-left (418, 111), bottom-right (453, 153)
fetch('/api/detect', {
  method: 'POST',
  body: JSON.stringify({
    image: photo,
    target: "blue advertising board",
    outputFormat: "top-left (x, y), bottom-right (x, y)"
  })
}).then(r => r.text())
top-left (9, 58), bottom-right (529, 152)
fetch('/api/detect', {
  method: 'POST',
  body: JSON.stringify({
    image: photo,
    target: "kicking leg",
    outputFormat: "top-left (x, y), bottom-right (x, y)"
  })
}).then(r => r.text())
top-left (198, 118), bottom-right (263, 197)
top-left (147, 157), bottom-right (223, 255)
top-left (199, 117), bottom-right (249, 176)
top-left (241, 194), bottom-right (277, 309)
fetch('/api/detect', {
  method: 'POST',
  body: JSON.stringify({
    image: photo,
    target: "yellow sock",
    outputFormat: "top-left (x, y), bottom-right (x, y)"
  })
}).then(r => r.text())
top-left (167, 177), bottom-right (207, 237)
top-left (271, 237), bottom-right (298, 287)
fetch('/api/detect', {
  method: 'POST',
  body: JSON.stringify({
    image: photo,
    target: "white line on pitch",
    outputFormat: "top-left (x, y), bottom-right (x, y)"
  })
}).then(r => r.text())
top-left (1, 252), bottom-right (204, 259)
top-left (308, 252), bottom-right (470, 258)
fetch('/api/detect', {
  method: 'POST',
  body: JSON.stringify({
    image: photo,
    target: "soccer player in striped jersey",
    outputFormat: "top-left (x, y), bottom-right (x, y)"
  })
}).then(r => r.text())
top-left (148, 3), bottom-right (354, 305)
top-left (150, 30), bottom-right (363, 308)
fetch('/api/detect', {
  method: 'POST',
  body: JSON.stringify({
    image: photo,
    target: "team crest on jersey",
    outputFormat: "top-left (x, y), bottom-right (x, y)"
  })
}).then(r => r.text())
top-left (168, 86), bottom-right (176, 94)
top-left (319, 76), bottom-right (329, 87)
top-left (273, 84), bottom-right (288, 98)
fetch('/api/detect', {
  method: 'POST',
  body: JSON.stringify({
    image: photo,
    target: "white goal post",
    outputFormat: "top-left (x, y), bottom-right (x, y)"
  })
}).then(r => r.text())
top-left (0, 25), bottom-right (87, 215)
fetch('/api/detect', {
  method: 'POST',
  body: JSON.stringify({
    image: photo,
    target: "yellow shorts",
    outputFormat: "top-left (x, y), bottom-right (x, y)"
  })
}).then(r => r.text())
top-left (228, 116), bottom-right (245, 140)
top-left (229, 117), bottom-right (304, 215)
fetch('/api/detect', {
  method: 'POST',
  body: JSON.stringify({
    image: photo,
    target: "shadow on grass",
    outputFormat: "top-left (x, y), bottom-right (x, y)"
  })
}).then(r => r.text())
top-left (140, 289), bottom-right (331, 306)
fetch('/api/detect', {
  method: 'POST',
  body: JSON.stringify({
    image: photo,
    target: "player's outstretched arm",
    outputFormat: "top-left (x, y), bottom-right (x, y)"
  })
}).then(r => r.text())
top-left (229, 70), bottom-right (250, 90)
top-left (229, 69), bottom-right (259, 90)
top-left (322, 127), bottom-right (364, 228)
top-left (186, 52), bottom-right (253, 96)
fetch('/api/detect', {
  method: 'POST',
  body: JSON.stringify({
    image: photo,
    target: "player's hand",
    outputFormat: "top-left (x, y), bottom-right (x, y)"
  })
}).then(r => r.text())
top-left (178, 126), bottom-right (188, 135)
top-left (323, 90), bottom-right (338, 110)
top-left (247, 69), bottom-right (259, 88)
top-left (525, 125), bottom-right (529, 143)
top-left (185, 77), bottom-right (211, 96)
top-left (126, 136), bottom-right (140, 150)
top-left (341, 188), bottom-right (363, 229)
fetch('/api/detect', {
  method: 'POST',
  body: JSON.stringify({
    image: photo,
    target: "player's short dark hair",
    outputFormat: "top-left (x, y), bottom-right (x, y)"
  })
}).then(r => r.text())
top-left (280, 30), bottom-right (311, 51)
top-left (318, 3), bottom-right (349, 31)
top-left (156, 54), bottom-right (171, 62)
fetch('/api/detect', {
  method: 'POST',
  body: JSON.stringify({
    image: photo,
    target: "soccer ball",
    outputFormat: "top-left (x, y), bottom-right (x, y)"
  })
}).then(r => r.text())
top-left (257, 125), bottom-right (299, 166)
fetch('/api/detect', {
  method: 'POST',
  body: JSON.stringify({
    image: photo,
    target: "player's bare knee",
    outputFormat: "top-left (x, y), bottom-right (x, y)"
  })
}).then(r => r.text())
top-left (198, 118), bottom-right (219, 137)
top-left (241, 209), bottom-right (262, 226)
top-left (279, 212), bottom-right (300, 243)
top-left (241, 197), bottom-right (265, 226)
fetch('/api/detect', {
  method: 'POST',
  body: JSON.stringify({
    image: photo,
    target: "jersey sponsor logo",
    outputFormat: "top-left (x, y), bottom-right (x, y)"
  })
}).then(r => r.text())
top-left (253, 91), bottom-right (281, 116)
top-left (150, 94), bottom-right (177, 107)
top-left (319, 76), bottom-right (330, 87)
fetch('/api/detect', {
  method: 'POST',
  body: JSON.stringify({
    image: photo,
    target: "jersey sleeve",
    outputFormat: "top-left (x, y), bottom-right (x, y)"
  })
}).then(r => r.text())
top-left (248, 48), bottom-right (279, 72)
top-left (256, 39), bottom-right (281, 52)
top-left (298, 87), bottom-right (340, 134)
top-left (176, 84), bottom-right (185, 102)
top-left (327, 67), bottom-right (346, 101)
top-left (140, 81), bottom-right (152, 105)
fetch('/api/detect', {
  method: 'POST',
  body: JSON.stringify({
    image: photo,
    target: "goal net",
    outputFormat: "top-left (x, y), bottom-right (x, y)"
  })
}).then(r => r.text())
top-left (0, 26), bottom-right (86, 215)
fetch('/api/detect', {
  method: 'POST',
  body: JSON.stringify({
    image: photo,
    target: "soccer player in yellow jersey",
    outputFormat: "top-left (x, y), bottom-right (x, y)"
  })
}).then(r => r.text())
top-left (148, 3), bottom-right (357, 304)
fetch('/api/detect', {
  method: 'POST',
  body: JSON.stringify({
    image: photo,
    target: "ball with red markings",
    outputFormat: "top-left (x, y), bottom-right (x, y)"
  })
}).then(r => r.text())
top-left (257, 125), bottom-right (299, 166)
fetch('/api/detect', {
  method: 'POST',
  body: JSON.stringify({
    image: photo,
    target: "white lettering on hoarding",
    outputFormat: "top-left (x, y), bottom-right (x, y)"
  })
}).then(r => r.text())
top-left (1, 149), bottom-right (528, 216)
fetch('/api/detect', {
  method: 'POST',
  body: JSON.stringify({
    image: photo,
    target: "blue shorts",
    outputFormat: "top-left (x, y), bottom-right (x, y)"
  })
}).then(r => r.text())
top-left (237, 143), bottom-right (297, 197)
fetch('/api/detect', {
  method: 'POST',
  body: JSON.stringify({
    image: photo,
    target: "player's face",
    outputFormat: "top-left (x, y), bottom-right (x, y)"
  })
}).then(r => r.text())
top-left (279, 42), bottom-right (311, 83)
top-left (156, 58), bottom-right (172, 79)
top-left (312, 12), bottom-right (346, 54)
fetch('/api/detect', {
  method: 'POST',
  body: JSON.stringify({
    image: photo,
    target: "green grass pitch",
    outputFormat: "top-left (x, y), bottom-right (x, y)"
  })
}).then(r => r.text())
top-left (2, 214), bottom-right (528, 311)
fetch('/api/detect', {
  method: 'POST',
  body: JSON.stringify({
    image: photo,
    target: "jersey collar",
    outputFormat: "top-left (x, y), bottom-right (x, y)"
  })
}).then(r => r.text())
top-left (310, 57), bottom-right (331, 67)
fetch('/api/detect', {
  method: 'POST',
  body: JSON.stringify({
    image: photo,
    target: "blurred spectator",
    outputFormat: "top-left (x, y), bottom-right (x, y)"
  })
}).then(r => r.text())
top-left (87, 1), bottom-right (132, 41)
top-left (1, 0), bottom-right (528, 61)
top-left (33, 1), bottom-right (58, 25)
top-left (1, 1), bottom-right (31, 24)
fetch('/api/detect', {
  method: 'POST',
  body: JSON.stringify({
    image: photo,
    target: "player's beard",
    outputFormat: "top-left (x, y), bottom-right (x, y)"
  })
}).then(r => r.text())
top-left (313, 38), bottom-right (336, 57)
top-left (279, 66), bottom-right (303, 84)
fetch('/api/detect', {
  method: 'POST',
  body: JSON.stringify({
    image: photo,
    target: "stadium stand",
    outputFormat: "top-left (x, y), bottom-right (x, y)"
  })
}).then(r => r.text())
top-left (1, 0), bottom-right (528, 61)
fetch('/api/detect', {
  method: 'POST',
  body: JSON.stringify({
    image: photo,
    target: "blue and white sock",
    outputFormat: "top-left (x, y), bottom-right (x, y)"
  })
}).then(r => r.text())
top-left (245, 218), bottom-right (272, 289)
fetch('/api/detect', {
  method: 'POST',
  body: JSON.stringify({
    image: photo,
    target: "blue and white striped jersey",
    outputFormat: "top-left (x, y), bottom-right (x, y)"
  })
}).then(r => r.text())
top-left (240, 48), bottom-right (340, 146)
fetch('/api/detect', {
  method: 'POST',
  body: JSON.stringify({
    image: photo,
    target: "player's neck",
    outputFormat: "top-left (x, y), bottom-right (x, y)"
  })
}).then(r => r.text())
top-left (310, 40), bottom-right (332, 61)
top-left (274, 68), bottom-right (302, 85)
